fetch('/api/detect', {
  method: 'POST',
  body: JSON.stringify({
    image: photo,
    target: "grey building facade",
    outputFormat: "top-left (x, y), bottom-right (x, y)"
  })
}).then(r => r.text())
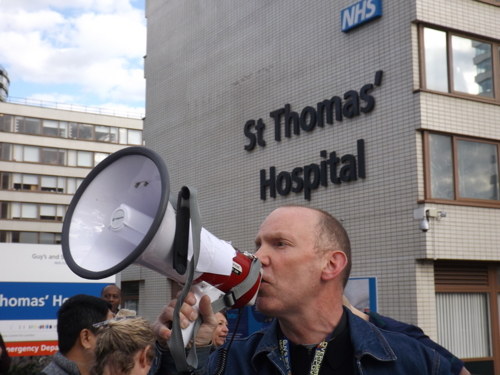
top-left (122, 1), bottom-right (500, 372)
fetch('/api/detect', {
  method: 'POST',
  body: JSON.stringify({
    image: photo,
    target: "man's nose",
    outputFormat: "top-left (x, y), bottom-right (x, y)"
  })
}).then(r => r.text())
top-left (255, 247), bottom-right (269, 266)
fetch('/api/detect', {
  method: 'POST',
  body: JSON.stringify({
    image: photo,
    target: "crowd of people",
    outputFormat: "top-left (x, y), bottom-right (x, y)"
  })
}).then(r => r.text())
top-left (2, 205), bottom-right (471, 375)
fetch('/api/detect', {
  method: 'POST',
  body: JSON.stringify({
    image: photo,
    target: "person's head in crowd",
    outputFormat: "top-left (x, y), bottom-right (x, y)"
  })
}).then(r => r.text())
top-left (255, 205), bottom-right (350, 321)
top-left (212, 311), bottom-right (229, 348)
top-left (57, 294), bottom-right (113, 374)
top-left (93, 317), bottom-right (155, 375)
top-left (101, 284), bottom-right (122, 314)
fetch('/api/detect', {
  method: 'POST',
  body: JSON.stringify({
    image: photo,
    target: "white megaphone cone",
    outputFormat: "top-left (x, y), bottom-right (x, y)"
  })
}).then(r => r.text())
top-left (61, 147), bottom-right (262, 353)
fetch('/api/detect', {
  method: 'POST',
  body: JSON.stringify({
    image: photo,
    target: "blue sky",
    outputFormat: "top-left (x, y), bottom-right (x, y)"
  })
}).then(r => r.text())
top-left (0, 0), bottom-right (146, 117)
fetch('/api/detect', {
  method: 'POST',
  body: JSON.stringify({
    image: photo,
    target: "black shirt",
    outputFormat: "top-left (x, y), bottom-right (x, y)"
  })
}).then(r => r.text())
top-left (287, 310), bottom-right (355, 375)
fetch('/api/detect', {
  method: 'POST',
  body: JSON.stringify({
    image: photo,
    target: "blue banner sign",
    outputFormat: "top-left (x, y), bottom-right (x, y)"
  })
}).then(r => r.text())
top-left (341, 0), bottom-right (382, 33)
top-left (0, 282), bottom-right (110, 320)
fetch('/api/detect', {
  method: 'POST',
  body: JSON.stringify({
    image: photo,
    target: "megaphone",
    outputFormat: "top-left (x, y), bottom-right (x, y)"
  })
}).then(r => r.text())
top-left (61, 146), bottom-right (262, 347)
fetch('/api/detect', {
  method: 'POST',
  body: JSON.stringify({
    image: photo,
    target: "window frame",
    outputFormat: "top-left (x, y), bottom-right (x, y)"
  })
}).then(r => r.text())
top-left (422, 131), bottom-right (500, 208)
top-left (418, 23), bottom-right (500, 105)
top-left (435, 261), bottom-right (500, 373)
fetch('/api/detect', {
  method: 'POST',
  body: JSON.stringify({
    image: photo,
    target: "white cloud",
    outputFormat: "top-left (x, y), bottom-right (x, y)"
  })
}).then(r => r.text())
top-left (0, 0), bottom-right (145, 107)
top-left (28, 93), bottom-right (77, 103)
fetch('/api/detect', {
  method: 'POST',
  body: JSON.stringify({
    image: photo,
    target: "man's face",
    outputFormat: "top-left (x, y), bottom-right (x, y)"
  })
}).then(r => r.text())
top-left (101, 286), bottom-right (121, 313)
top-left (212, 313), bottom-right (229, 348)
top-left (254, 207), bottom-right (327, 318)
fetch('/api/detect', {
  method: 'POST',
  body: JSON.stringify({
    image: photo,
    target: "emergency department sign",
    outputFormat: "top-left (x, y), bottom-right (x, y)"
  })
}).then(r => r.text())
top-left (0, 243), bottom-right (114, 356)
top-left (341, 0), bottom-right (382, 33)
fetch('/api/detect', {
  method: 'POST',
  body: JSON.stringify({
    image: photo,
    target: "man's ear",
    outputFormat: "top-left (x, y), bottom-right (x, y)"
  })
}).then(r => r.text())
top-left (79, 329), bottom-right (93, 350)
top-left (321, 251), bottom-right (347, 281)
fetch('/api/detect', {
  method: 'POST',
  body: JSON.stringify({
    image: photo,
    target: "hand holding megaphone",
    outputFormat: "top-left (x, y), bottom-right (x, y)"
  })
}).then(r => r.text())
top-left (152, 290), bottom-right (218, 349)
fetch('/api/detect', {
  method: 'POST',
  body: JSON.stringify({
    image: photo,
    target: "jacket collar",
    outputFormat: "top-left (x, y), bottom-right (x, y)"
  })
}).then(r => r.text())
top-left (250, 306), bottom-right (397, 371)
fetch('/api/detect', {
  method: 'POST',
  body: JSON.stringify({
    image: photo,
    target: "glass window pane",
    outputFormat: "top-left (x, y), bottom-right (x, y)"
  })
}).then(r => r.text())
top-left (2, 115), bottom-right (13, 132)
top-left (94, 152), bottom-right (108, 166)
top-left (58, 149), bottom-right (66, 165)
top-left (40, 232), bottom-right (55, 244)
top-left (41, 176), bottom-right (57, 189)
top-left (42, 148), bottom-right (59, 164)
top-left (59, 121), bottom-right (68, 138)
top-left (69, 122), bottom-right (78, 138)
top-left (19, 232), bottom-right (38, 244)
top-left (40, 204), bottom-right (56, 216)
top-left (68, 150), bottom-right (77, 166)
top-left (21, 203), bottom-right (37, 219)
top-left (109, 127), bottom-right (118, 143)
top-left (13, 144), bottom-right (23, 161)
top-left (12, 202), bottom-right (20, 219)
top-left (424, 28), bottom-right (449, 92)
top-left (95, 126), bottom-right (110, 141)
top-left (119, 128), bottom-right (127, 144)
top-left (67, 178), bottom-right (76, 194)
top-left (436, 292), bottom-right (491, 358)
top-left (43, 120), bottom-right (59, 136)
top-left (24, 117), bottom-right (41, 134)
top-left (0, 143), bottom-right (12, 160)
top-left (24, 146), bottom-right (40, 162)
top-left (78, 123), bottom-right (93, 140)
top-left (1, 172), bottom-right (10, 190)
top-left (12, 231), bottom-right (20, 242)
top-left (57, 177), bottom-right (66, 192)
top-left (14, 116), bottom-right (24, 133)
top-left (128, 130), bottom-right (142, 145)
top-left (452, 36), bottom-right (493, 97)
top-left (23, 174), bottom-right (38, 188)
top-left (77, 151), bottom-right (93, 167)
top-left (429, 134), bottom-right (455, 199)
top-left (457, 140), bottom-right (499, 200)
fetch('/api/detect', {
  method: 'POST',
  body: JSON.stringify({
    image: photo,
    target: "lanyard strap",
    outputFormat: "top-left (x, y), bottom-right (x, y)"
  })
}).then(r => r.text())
top-left (279, 337), bottom-right (328, 375)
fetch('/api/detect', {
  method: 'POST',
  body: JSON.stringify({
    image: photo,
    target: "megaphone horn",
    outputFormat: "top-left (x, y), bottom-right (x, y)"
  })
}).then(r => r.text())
top-left (61, 147), bottom-right (262, 347)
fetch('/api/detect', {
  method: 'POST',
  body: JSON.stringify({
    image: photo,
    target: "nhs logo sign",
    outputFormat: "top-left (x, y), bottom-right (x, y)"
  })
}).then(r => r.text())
top-left (341, 0), bottom-right (382, 33)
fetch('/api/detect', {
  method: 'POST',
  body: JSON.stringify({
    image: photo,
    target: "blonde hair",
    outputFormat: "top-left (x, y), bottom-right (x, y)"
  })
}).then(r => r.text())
top-left (93, 317), bottom-right (155, 375)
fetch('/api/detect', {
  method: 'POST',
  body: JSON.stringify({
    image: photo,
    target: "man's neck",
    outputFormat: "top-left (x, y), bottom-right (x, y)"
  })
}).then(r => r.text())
top-left (278, 303), bottom-right (345, 345)
top-left (65, 348), bottom-right (92, 375)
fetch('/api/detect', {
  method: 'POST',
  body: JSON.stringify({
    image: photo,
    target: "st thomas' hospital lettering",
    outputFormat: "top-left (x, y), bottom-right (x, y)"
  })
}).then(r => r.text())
top-left (243, 71), bottom-right (383, 201)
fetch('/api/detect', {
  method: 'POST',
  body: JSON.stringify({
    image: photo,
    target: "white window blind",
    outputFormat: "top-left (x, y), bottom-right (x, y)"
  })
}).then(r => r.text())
top-left (436, 292), bottom-right (492, 359)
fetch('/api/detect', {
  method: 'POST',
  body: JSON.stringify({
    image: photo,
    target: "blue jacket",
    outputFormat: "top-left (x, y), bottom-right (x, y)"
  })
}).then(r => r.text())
top-left (368, 311), bottom-right (464, 375)
top-left (150, 307), bottom-right (452, 374)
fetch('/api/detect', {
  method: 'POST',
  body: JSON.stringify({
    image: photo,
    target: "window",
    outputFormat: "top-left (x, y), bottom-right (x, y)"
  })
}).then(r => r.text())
top-left (435, 262), bottom-right (500, 374)
top-left (0, 114), bottom-right (141, 144)
top-left (0, 115), bottom-right (14, 132)
top-left (1, 201), bottom-right (67, 221)
top-left (420, 25), bottom-right (500, 103)
top-left (42, 148), bottom-right (66, 165)
top-left (13, 173), bottom-right (39, 191)
top-left (128, 129), bottom-right (142, 145)
top-left (0, 143), bottom-right (108, 168)
top-left (25, 118), bottom-right (41, 134)
top-left (77, 151), bottom-right (93, 167)
top-left (119, 128), bottom-right (128, 144)
top-left (0, 231), bottom-right (61, 244)
top-left (95, 126), bottom-right (111, 141)
top-left (423, 131), bottom-right (500, 207)
top-left (122, 281), bottom-right (140, 315)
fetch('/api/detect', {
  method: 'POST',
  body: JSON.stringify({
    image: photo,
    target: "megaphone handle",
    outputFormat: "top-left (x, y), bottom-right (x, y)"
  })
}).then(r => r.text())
top-left (172, 282), bottom-right (225, 347)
